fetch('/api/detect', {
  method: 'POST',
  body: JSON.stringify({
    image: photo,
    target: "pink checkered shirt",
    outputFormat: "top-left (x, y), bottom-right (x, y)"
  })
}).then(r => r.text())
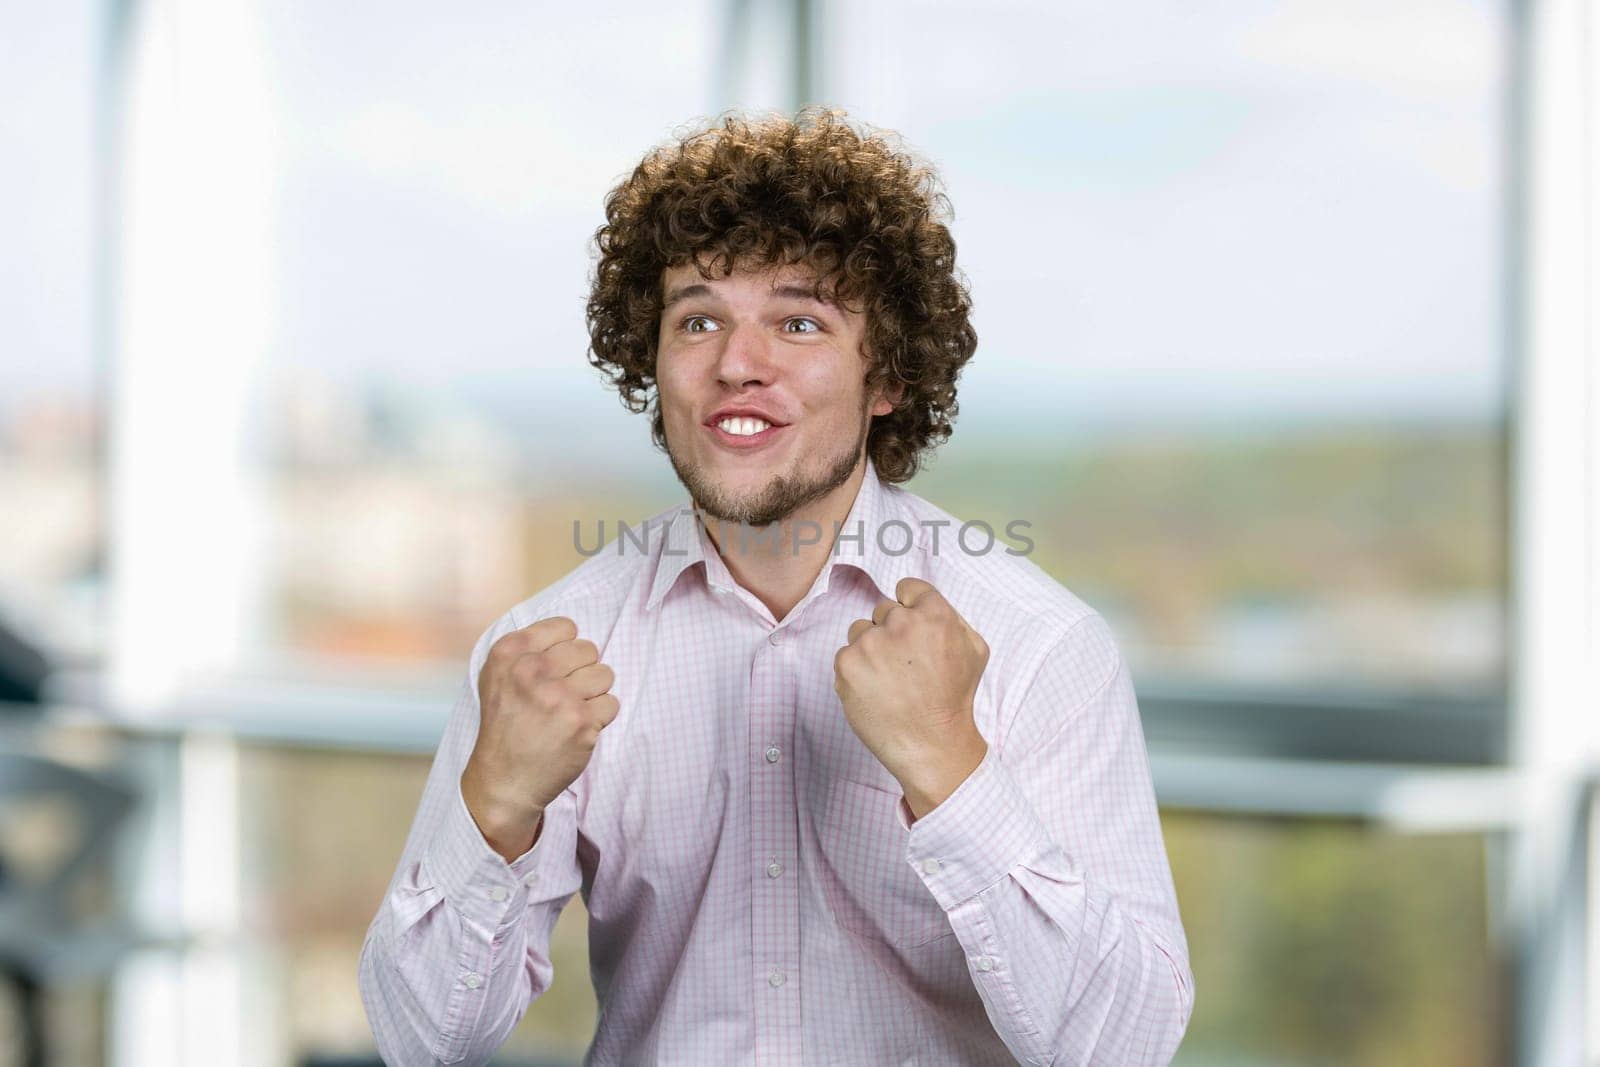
top-left (359, 458), bottom-right (1194, 1065)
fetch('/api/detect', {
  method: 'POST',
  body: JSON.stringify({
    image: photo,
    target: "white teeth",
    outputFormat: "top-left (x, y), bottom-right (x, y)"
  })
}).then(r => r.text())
top-left (717, 416), bottom-right (772, 436)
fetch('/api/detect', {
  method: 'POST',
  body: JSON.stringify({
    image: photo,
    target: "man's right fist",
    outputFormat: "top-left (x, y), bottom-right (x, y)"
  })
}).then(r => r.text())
top-left (460, 616), bottom-right (619, 861)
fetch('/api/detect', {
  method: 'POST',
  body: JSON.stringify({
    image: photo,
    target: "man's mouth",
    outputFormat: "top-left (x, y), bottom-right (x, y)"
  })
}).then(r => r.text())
top-left (707, 415), bottom-right (786, 450)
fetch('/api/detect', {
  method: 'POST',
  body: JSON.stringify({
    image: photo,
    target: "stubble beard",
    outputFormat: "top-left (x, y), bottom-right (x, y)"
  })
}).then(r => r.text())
top-left (667, 394), bottom-right (872, 531)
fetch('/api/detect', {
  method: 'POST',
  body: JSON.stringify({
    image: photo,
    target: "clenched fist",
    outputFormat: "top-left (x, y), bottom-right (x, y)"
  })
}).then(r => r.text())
top-left (834, 577), bottom-right (991, 820)
top-left (461, 616), bottom-right (619, 862)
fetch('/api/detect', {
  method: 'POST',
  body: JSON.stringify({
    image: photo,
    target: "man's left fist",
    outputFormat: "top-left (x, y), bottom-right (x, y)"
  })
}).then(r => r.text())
top-left (833, 577), bottom-right (991, 817)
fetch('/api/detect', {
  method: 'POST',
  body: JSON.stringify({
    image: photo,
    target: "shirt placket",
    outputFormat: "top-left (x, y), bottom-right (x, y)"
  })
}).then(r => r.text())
top-left (749, 620), bottom-right (802, 1066)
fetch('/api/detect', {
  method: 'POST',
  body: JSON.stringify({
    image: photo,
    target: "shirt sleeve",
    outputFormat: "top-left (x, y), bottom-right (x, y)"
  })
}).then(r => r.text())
top-left (357, 611), bottom-right (586, 1066)
top-left (897, 612), bottom-right (1195, 1066)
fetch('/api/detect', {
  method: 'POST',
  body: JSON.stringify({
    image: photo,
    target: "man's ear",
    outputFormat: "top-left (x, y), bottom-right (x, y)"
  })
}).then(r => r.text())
top-left (870, 377), bottom-right (908, 419)
top-left (871, 381), bottom-right (905, 418)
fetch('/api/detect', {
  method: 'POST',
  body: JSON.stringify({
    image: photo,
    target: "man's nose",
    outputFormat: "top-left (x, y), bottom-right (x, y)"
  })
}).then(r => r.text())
top-left (714, 320), bottom-right (776, 388)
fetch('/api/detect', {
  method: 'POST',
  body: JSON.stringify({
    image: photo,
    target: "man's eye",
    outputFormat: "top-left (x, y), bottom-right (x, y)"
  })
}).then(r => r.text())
top-left (783, 318), bottom-right (821, 334)
top-left (683, 315), bottom-right (718, 333)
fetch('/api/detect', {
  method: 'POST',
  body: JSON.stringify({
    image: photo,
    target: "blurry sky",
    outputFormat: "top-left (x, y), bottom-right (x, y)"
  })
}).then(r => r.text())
top-left (0, 0), bottom-right (96, 411)
top-left (2, 0), bottom-right (1506, 440)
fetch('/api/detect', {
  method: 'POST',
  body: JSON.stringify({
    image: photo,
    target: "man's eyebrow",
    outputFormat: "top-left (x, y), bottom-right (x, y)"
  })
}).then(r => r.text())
top-left (769, 284), bottom-right (837, 307)
top-left (661, 281), bottom-right (837, 310)
top-left (662, 282), bottom-right (712, 310)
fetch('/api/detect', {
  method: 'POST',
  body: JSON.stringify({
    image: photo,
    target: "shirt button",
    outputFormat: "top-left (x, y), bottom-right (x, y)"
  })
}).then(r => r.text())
top-left (764, 745), bottom-right (781, 763)
top-left (523, 872), bottom-right (538, 888)
top-left (463, 972), bottom-right (483, 989)
top-left (767, 630), bottom-right (782, 646)
top-left (768, 968), bottom-right (786, 987)
top-left (766, 860), bottom-right (784, 878)
top-left (921, 857), bottom-right (942, 875)
top-left (488, 886), bottom-right (508, 902)
top-left (974, 955), bottom-right (995, 973)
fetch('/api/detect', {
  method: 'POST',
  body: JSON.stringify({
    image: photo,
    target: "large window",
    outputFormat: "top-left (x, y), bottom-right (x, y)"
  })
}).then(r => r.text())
top-left (15, 1), bottom-right (1544, 1065)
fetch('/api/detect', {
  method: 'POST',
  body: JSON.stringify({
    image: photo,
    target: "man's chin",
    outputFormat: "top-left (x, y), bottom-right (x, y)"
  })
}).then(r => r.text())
top-left (692, 493), bottom-right (789, 529)
top-left (668, 433), bottom-right (864, 528)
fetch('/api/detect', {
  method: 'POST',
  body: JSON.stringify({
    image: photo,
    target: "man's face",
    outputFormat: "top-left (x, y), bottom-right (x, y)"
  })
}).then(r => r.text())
top-left (655, 259), bottom-right (895, 528)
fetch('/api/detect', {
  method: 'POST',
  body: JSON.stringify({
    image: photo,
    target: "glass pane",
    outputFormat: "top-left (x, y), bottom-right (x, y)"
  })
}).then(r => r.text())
top-left (0, 719), bottom-right (128, 1067)
top-left (237, 744), bottom-right (596, 1063)
top-left (0, 1), bottom-right (104, 673)
top-left (822, 0), bottom-right (1508, 693)
top-left (255, 1), bottom-right (720, 672)
top-left (1165, 810), bottom-right (1504, 1066)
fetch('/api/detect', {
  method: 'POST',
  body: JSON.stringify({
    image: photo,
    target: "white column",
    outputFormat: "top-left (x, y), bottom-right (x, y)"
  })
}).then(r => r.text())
top-left (107, 0), bottom-right (274, 715)
top-left (105, 0), bottom-right (276, 1064)
top-left (716, 0), bottom-right (802, 113)
top-left (1507, 0), bottom-right (1600, 1063)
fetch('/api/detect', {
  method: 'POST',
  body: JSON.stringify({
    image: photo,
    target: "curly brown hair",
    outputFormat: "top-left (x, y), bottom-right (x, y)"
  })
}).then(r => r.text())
top-left (584, 107), bottom-right (977, 484)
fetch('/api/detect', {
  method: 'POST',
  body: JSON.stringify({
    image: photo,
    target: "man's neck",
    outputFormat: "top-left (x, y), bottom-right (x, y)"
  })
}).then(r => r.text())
top-left (699, 460), bottom-right (869, 623)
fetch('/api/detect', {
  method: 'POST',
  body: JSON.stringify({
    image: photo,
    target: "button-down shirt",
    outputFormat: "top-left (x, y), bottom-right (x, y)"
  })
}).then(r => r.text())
top-left (358, 458), bottom-right (1194, 1065)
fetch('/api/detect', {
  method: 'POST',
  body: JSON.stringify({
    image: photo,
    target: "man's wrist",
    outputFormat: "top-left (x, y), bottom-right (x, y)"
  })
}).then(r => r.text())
top-left (460, 765), bottom-right (545, 863)
top-left (896, 730), bottom-right (989, 822)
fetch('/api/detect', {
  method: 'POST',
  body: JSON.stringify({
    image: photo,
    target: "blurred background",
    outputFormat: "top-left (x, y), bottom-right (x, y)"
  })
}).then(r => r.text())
top-left (1, 0), bottom-right (1596, 1064)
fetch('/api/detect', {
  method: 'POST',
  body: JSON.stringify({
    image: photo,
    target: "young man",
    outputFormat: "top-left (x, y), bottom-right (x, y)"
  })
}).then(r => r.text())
top-left (359, 108), bottom-right (1194, 1065)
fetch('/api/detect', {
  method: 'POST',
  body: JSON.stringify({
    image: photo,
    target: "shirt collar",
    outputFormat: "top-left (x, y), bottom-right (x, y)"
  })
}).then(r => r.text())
top-left (644, 457), bottom-right (921, 613)
top-left (644, 500), bottom-right (713, 613)
top-left (825, 455), bottom-right (922, 603)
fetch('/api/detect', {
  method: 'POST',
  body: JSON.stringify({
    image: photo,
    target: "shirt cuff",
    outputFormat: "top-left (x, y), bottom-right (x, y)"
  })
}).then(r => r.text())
top-left (420, 779), bottom-right (574, 933)
top-left (900, 744), bottom-right (1058, 911)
